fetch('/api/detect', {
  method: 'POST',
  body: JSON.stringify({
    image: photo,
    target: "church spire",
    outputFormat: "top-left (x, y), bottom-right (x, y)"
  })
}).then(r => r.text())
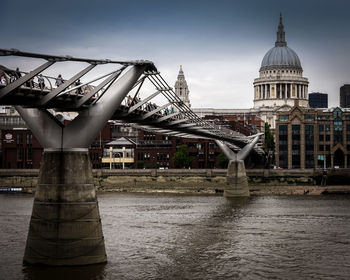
top-left (178, 64), bottom-right (184, 76)
top-left (275, 13), bottom-right (287, 47)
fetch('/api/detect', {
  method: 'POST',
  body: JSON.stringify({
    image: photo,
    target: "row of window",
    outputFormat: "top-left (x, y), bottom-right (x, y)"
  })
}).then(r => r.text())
top-left (16, 148), bottom-right (32, 161)
top-left (280, 117), bottom-right (350, 125)
top-left (262, 69), bottom-right (302, 75)
top-left (15, 134), bottom-right (33, 145)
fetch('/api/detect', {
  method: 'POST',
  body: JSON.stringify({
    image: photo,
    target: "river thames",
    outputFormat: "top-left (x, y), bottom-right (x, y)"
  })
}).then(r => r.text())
top-left (1, 193), bottom-right (350, 280)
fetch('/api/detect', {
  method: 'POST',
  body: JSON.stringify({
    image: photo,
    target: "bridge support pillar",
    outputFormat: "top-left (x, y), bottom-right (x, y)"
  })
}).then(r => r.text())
top-left (23, 150), bottom-right (107, 266)
top-left (224, 160), bottom-right (250, 197)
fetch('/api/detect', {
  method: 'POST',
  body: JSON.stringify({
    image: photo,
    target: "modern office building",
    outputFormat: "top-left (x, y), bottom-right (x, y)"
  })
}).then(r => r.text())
top-left (340, 84), bottom-right (350, 108)
top-left (275, 103), bottom-right (350, 169)
top-left (309, 92), bottom-right (328, 108)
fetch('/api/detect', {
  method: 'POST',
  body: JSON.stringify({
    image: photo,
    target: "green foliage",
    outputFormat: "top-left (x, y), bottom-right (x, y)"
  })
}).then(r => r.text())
top-left (264, 122), bottom-right (275, 152)
top-left (137, 161), bottom-right (144, 169)
top-left (173, 145), bottom-right (192, 168)
top-left (216, 152), bottom-right (228, 168)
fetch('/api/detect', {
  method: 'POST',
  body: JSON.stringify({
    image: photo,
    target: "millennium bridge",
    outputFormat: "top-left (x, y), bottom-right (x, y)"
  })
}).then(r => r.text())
top-left (0, 48), bottom-right (263, 265)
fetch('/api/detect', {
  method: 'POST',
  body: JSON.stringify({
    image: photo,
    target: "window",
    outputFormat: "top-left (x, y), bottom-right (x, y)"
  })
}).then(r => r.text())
top-left (17, 134), bottom-right (23, 144)
top-left (305, 115), bottom-right (315, 121)
top-left (26, 148), bottom-right (32, 161)
top-left (26, 134), bottom-right (33, 145)
top-left (17, 148), bottom-right (24, 160)
top-left (326, 135), bottom-right (330, 141)
top-left (319, 145), bottom-right (324, 151)
top-left (319, 135), bottom-right (324, 141)
top-left (291, 125), bottom-right (300, 168)
top-left (279, 115), bottom-right (288, 121)
top-left (278, 125), bottom-right (288, 168)
top-left (319, 125), bottom-right (324, 132)
top-left (305, 125), bottom-right (314, 168)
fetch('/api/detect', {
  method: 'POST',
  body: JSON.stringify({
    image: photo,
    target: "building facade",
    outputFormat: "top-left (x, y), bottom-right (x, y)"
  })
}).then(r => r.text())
top-left (275, 104), bottom-right (350, 169)
top-left (309, 92), bottom-right (328, 108)
top-left (1, 128), bottom-right (43, 169)
top-left (340, 84), bottom-right (350, 108)
top-left (102, 137), bottom-right (135, 169)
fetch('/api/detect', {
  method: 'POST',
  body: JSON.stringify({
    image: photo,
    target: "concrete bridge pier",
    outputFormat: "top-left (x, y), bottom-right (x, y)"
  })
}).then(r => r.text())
top-left (15, 65), bottom-right (148, 265)
top-left (23, 150), bottom-right (106, 265)
top-left (216, 133), bottom-right (262, 198)
top-left (225, 159), bottom-right (250, 197)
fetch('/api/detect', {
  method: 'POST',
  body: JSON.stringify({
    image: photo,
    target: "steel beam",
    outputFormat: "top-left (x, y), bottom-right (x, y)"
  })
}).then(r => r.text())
top-left (215, 140), bottom-right (237, 161)
top-left (15, 107), bottom-right (63, 148)
top-left (141, 102), bottom-right (171, 120)
top-left (152, 112), bottom-right (180, 123)
top-left (127, 90), bottom-right (161, 114)
top-left (63, 65), bottom-right (147, 149)
top-left (237, 133), bottom-right (262, 161)
top-left (76, 67), bottom-right (125, 107)
top-left (0, 61), bottom-right (55, 99)
top-left (167, 118), bottom-right (189, 126)
top-left (40, 64), bottom-right (96, 106)
top-left (0, 48), bottom-right (155, 67)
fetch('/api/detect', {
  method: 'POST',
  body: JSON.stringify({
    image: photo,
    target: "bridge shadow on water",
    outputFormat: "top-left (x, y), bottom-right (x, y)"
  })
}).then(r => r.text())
top-left (153, 196), bottom-right (252, 280)
top-left (22, 263), bottom-right (106, 280)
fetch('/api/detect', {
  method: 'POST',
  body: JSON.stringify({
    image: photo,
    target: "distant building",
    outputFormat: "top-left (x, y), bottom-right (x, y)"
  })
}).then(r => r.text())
top-left (340, 84), bottom-right (350, 108)
top-left (275, 105), bottom-right (350, 169)
top-left (193, 15), bottom-right (309, 130)
top-left (309, 92), bottom-right (328, 108)
top-left (102, 137), bottom-right (135, 169)
top-left (174, 65), bottom-right (191, 108)
top-left (253, 14), bottom-right (309, 111)
top-left (1, 128), bottom-right (42, 169)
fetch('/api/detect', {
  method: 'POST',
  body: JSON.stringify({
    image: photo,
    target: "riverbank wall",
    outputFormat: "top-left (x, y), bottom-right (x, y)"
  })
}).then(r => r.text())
top-left (1, 168), bottom-right (350, 195)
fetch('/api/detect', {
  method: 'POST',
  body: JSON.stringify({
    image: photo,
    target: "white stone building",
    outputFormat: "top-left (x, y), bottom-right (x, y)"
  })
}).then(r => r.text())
top-left (253, 14), bottom-right (309, 109)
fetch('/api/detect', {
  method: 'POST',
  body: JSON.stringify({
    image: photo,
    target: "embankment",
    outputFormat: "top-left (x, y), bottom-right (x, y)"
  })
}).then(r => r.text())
top-left (1, 168), bottom-right (350, 195)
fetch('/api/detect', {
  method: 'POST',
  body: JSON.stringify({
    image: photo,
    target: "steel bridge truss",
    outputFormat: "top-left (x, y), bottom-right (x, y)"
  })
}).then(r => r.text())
top-left (0, 48), bottom-right (263, 154)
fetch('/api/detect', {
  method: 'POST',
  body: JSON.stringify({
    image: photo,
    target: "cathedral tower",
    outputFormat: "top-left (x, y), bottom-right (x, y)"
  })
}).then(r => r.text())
top-left (174, 65), bottom-right (191, 107)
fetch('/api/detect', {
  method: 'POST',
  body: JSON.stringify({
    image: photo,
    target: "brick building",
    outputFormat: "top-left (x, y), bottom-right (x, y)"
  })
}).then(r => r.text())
top-left (275, 104), bottom-right (350, 169)
top-left (134, 130), bottom-right (223, 169)
top-left (1, 122), bottom-right (230, 169)
top-left (1, 128), bottom-right (43, 169)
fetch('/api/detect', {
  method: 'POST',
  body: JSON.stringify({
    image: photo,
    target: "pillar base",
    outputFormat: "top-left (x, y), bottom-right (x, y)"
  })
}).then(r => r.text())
top-left (23, 151), bottom-right (107, 266)
top-left (224, 160), bottom-right (250, 197)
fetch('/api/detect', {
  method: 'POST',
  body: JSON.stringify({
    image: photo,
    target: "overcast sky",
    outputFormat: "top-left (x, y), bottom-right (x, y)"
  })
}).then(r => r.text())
top-left (1, 0), bottom-right (350, 108)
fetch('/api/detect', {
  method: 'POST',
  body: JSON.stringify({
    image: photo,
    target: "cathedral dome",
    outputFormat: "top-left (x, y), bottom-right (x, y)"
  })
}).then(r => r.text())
top-left (253, 14), bottom-right (309, 111)
top-left (259, 14), bottom-right (302, 71)
top-left (261, 46), bottom-right (301, 70)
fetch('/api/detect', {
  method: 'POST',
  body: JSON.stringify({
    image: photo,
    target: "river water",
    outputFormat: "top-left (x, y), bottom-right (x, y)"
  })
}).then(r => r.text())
top-left (1, 193), bottom-right (350, 280)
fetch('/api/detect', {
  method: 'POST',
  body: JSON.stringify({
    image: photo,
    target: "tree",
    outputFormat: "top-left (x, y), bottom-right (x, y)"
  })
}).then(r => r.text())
top-left (173, 145), bottom-right (192, 168)
top-left (264, 122), bottom-right (275, 167)
top-left (264, 122), bottom-right (275, 152)
top-left (216, 152), bottom-right (229, 168)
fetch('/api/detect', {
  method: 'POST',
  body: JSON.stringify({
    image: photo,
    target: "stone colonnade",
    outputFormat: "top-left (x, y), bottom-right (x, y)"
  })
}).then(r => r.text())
top-left (255, 83), bottom-right (308, 100)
